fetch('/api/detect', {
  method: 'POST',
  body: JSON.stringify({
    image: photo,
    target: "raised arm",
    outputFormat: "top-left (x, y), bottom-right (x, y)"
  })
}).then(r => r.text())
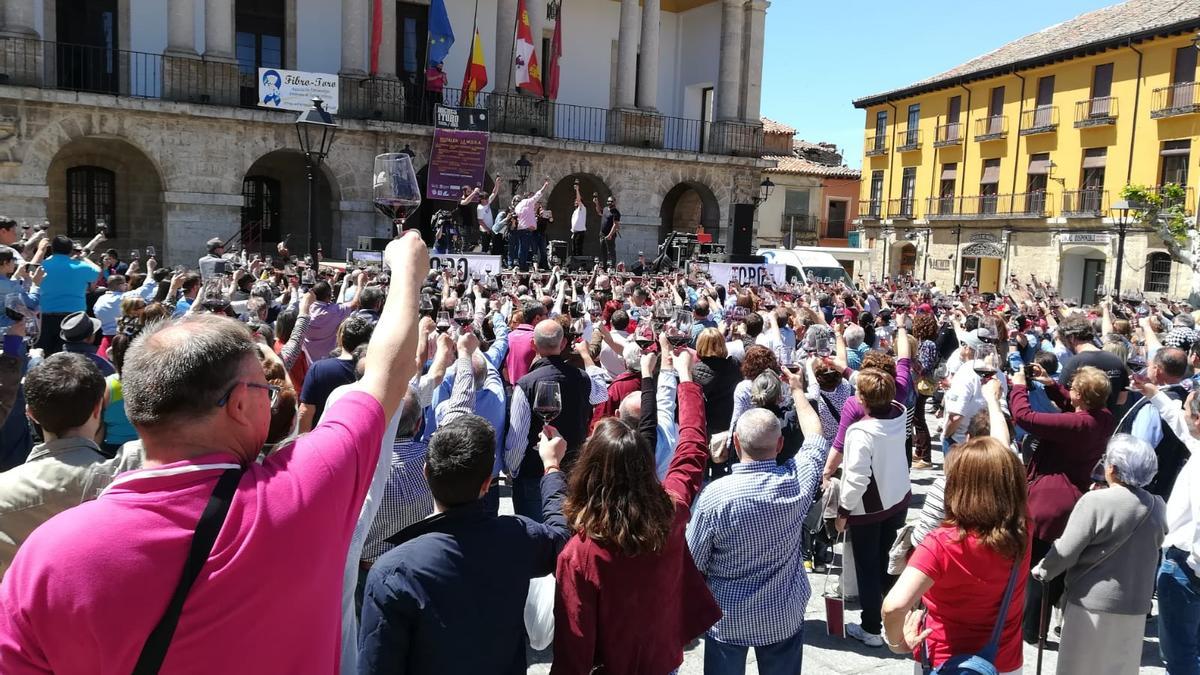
top-left (358, 232), bottom-right (427, 416)
top-left (659, 351), bottom-right (708, 506)
top-left (637, 352), bottom-right (659, 452)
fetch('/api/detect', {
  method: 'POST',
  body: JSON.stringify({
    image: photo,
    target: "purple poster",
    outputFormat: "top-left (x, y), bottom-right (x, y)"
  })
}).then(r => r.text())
top-left (426, 128), bottom-right (489, 201)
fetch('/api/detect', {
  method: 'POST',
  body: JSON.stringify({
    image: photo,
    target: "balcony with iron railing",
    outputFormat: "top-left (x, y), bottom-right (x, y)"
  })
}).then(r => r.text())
top-left (1074, 97), bottom-right (1117, 128)
top-left (1149, 185), bottom-right (1196, 216)
top-left (0, 37), bottom-right (764, 157)
top-left (780, 214), bottom-right (820, 247)
top-left (934, 121), bottom-right (963, 147)
top-left (974, 115), bottom-right (1008, 141)
top-left (1151, 82), bottom-right (1200, 118)
top-left (1019, 106), bottom-right (1058, 135)
top-left (864, 133), bottom-right (887, 157)
top-left (896, 127), bottom-right (921, 152)
top-left (1061, 189), bottom-right (1108, 217)
top-left (859, 199), bottom-right (883, 220)
top-left (887, 197), bottom-right (916, 220)
top-left (927, 192), bottom-right (1051, 219)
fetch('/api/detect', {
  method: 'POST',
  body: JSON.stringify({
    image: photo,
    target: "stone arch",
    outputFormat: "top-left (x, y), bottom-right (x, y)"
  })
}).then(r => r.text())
top-left (659, 181), bottom-right (720, 244)
top-left (22, 112), bottom-right (170, 192)
top-left (890, 240), bottom-right (917, 276)
top-left (547, 173), bottom-right (613, 259)
top-left (46, 135), bottom-right (166, 256)
top-left (242, 149), bottom-right (344, 257)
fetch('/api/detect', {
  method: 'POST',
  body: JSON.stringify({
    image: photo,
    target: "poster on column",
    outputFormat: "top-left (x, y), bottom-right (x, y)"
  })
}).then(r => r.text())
top-left (256, 68), bottom-right (339, 113)
top-left (426, 105), bottom-right (491, 200)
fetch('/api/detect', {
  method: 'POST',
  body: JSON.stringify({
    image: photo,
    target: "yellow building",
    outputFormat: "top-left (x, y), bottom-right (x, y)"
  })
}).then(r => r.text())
top-left (852, 0), bottom-right (1200, 302)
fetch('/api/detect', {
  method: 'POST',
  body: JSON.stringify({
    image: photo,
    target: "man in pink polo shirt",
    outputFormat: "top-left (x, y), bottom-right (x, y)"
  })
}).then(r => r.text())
top-left (0, 232), bottom-right (429, 674)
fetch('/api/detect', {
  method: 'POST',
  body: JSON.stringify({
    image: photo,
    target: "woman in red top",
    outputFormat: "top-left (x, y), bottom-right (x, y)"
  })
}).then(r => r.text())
top-left (1009, 363), bottom-right (1114, 643)
top-left (881, 436), bottom-right (1030, 674)
top-left (552, 350), bottom-right (720, 674)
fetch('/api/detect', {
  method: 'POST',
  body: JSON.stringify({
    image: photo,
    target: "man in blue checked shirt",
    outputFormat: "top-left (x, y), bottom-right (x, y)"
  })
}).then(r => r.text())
top-left (686, 371), bottom-right (829, 674)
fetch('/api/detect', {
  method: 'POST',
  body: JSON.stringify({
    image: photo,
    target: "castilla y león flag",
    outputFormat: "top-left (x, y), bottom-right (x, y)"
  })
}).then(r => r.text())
top-left (462, 28), bottom-right (489, 106)
top-left (513, 0), bottom-right (543, 96)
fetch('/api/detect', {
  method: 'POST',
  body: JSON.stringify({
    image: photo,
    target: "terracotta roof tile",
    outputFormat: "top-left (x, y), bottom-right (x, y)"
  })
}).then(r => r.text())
top-left (761, 117), bottom-right (797, 135)
top-left (854, 0), bottom-right (1200, 106)
top-left (764, 155), bottom-right (861, 179)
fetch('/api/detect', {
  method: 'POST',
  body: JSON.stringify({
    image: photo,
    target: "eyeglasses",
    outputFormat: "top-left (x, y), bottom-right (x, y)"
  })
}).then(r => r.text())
top-left (216, 381), bottom-right (281, 407)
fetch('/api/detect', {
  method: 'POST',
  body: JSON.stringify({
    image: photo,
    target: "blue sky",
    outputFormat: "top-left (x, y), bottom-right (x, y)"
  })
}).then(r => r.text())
top-left (760, 0), bottom-right (1114, 168)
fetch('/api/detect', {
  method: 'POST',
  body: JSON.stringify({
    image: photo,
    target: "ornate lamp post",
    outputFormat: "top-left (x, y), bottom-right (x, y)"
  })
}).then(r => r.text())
top-left (295, 97), bottom-right (338, 259)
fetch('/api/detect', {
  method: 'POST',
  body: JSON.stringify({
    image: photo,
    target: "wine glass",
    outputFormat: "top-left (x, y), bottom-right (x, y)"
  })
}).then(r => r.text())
top-left (668, 310), bottom-right (694, 348)
top-left (419, 295), bottom-right (435, 318)
top-left (372, 153), bottom-right (422, 233)
top-left (453, 303), bottom-right (473, 331)
top-left (436, 311), bottom-right (452, 334)
top-left (973, 343), bottom-right (998, 380)
top-left (653, 299), bottom-right (673, 321)
top-left (634, 319), bottom-right (656, 350)
top-left (533, 381), bottom-right (562, 426)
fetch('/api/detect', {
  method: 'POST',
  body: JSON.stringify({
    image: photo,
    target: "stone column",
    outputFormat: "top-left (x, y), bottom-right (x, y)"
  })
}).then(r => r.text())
top-left (374, 0), bottom-right (397, 78)
top-left (494, 0), bottom-right (517, 94)
top-left (0, 0), bottom-right (38, 37)
top-left (740, 0), bottom-right (768, 122)
top-left (615, 0), bottom-right (639, 109)
top-left (636, 0), bottom-right (660, 111)
top-left (714, 0), bottom-right (743, 122)
top-left (340, 0), bottom-right (368, 75)
top-left (204, 0), bottom-right (235, 60)
top-left (166, 0), bottom-right (199, 56)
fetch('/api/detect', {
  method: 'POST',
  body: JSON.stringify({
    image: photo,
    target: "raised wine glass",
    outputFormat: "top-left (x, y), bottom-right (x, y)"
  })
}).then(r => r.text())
top-left (973, 343), bottom-right (998, 380)
top-left (372, 153), bottom-right (422, 235)
top-left (436, 310), bottom-right (452, 334)
top-left (453, 303), bottom-right (473, 331)
top-left (634, 319), bottom-right (656, 350)
top-left (668, 310), bottom-right (694, 348)
top-left (533, 380), bottom-right (562, 426)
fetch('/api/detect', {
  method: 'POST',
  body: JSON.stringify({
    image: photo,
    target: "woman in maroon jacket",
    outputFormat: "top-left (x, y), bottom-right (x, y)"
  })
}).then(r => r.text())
top-left (552, 350), bottom-right (720, 674)
top-left (1008, 363), bottom-right (1114, 643)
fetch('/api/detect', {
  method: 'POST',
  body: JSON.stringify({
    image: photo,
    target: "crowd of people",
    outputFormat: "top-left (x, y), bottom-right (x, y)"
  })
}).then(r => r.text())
top-left (0, 213), bottom-right (1194, 675)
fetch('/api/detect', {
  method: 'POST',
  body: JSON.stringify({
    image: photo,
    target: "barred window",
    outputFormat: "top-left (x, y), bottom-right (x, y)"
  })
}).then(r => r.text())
top-left (241, 176), bottom-right (280, 242)
top-left (1145, 252), bottom-right (1172, 294)
top-left (66, 166), bottom-right (115, 238)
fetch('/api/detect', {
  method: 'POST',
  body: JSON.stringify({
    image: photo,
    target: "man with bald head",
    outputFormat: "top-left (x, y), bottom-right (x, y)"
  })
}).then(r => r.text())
top-left (505, 318), bottom-right (608, 520)
top-left (0, 232), bottom-right (430, 673)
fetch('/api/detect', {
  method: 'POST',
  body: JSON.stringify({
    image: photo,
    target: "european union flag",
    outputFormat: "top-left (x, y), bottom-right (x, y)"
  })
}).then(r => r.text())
top-left (428, 0), bottom-right (455, 66)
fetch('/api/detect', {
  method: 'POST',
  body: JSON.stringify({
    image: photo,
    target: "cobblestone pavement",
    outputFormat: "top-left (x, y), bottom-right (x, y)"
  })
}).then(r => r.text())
top-left (510, 417), bottom-right (1169, 674)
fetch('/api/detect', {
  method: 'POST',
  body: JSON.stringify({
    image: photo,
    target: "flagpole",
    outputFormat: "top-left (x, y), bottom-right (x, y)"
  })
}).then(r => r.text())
top-left (468, 0), bottom-right (480, 104)
top-left (510, 0), bottom-right (522, 94)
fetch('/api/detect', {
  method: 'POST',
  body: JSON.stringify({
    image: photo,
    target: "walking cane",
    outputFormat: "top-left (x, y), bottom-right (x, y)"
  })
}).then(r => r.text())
top-left (1035, 579), bottom-right (1050, 675)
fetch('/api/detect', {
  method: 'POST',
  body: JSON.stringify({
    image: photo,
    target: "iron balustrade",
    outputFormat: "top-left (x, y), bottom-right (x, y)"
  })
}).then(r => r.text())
top-left (896, 126), bottom-right (921, 151)
top-left (934, 121), bottom-right (962, 146)
top-left (1151, 82), bottom-right (1200, 118)
top-left (0, 37), bottom-right (762, 157)
top-left (864, 133), bottom-right (888, 156)
top-left (1061, 189), bottom-right (1108, 217)
top-left (888, 197), bottom-right (916, 219)
top-left (974, 115), bottom-right (1007, 141)
top-left (1074, 97), bottom-right (1117, 127)
top-left (1019, 106), bottom-right (1058, 135)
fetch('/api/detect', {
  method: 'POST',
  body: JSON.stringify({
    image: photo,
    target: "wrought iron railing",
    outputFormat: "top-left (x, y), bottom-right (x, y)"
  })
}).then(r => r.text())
top-left (859, 199), bottom-right (882, 220)
top-left (1151, 82), bottom-right (1200, 118)
top-left (896, 127), bottom-right (921, 151)
top-left (780, 214), bottom-right (820, 248)
top-left (1150, 185), bottom-right (1195, 216)
top-left (928, 192), bottom-right (1052, 218)
top-left (864, 133), bottom-right (887, 156)
top-left (1019, 106), bottom-right (1058, 135)
top-left (1074, 97), bottom-right (1117, 127)
top-left (0, 37), bottom-right (762, 157)
top-left (925, 195), bottom-right (960, 218)
top-left (1061, 189), bottom-right (1107, 217)
top-left (974, 115), bottom-right (1007, 140)
top-left (888, 197), bottom-right (916, 219)
top-left (934, 121), bottom-right (962, 146)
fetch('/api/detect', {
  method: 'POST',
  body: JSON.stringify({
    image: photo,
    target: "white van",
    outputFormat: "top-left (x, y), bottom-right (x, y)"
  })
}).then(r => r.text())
top-left (756, 248), bottom-right (853, 285)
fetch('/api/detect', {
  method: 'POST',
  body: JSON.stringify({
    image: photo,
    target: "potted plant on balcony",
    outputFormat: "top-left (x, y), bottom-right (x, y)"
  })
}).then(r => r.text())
top-left (1121, 182), bottom-right (1197, 301)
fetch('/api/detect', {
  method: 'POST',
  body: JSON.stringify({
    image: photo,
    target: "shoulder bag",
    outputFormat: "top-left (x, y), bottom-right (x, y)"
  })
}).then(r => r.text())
top-left (921, 556), bottom-right (1022, 675)
top-left (132, 468), bottom-right (243, 675)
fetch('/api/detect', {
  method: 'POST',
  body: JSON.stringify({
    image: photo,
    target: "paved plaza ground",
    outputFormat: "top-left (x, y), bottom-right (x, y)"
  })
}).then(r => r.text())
top-left (506, 415), bottom-right (1169, 674)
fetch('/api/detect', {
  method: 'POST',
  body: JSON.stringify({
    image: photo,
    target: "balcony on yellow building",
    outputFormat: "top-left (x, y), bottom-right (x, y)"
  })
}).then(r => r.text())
top-left (1151, 82), bottom-right (1200, 118)
top-left (865, 133), bottom-right (888, 157)
top-left (859, 198), bottom-right (883, 220)
top-left (888, 197), bottom-right (916, 220)
top-left (896, 127), bottom-right (922, 152)
top-left (974, 115), bottom-right (1007, 141)
top-left (1061, 189), bottom-right (1108, 217)
top-left (1074, 97), bottom-right (1117, 128)
top-left (1019, 106), bottom-right (1059, 135)
top-left (934, 121), bottom-right (963, 147)
top-left (925, 191), bottom-right (1050, 219)
top-left (1149, 185), bottom-right (1196, 216)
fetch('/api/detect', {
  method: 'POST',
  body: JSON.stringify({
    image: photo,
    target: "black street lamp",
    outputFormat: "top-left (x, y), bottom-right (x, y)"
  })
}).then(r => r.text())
top-left (753, 177), bottom-right (775, 208)
top-left (295, 97), bottom-right (338, 259)
top-left (511, 154), bottom-right (532, 198)
top-left (1110, 199), bottom-right (1135, 296)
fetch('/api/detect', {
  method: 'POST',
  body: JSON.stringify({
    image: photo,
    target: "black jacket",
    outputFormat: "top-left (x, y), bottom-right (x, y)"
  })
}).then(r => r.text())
top-left (358, 471), bottom-right (569, 674)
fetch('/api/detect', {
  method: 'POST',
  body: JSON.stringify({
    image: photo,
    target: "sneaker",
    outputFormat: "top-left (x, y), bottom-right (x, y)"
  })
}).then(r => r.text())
top-left (846, 623), bottom-right (884, 647)
top-left (912, 459), bottom-right (933, 470)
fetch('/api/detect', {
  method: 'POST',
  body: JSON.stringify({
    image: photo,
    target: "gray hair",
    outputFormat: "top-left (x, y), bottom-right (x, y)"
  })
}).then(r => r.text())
top-left (123, 315), bottom-right (256, 429)
top-left (533, 320), bottom-right (563, 353)
top-left (470, 352), bottom-right (489, 389)
top-left (750, 370), bottom-right (782, 408)
top-left (622, 342), bottom-right (643, 372)
top-left (1175, 312), bottom-right (1196, 329)
top-left (1105, 433), bottom-right (1158, 488)
top-left (734, 408), bottom-right (782, 459)
top-left (618, 391), bottom-right (640, 426)
top-left (395, 390), bottom-right (423, 439)
top-left (844, 324), bottom-right (865, 349)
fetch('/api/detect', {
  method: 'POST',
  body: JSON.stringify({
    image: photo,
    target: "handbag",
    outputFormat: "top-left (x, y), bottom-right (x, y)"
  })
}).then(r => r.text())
top-left (921, 557), bottom-right (1022, 675)
top-left (132, 468), bottom-right (243, 675)
top-left (823, 531), bottom-right (847, 638)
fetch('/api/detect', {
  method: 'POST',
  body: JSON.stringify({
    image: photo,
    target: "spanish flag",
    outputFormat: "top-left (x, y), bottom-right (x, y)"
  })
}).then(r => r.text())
top-left (462, 28), bottom-right (489, 107)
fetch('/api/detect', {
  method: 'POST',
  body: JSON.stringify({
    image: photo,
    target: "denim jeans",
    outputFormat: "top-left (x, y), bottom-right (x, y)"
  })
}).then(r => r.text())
top-left (1159, 548), bottom-right (1200, 675)
top-left (516, 230), bottom-right (536, 270)
top-left (703, 627), bottom-right (804, 675)
top-left (511, 466), bottom-right (544, 522)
